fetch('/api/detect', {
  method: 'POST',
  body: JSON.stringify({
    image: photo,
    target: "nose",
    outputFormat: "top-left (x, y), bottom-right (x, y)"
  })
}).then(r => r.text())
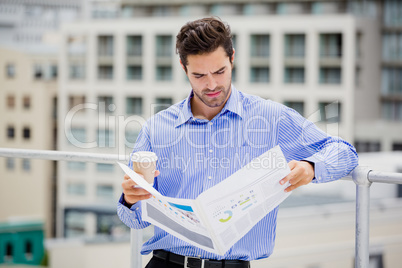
top-left (206, 74), bottom-right (217, 90)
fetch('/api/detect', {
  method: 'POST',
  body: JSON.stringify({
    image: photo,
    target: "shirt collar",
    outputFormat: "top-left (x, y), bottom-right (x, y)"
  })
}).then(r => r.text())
top-left (174, 85), bottom-right (243, 128)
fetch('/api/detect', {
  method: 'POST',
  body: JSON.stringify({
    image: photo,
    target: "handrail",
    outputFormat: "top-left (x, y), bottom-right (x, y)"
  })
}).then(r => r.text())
top-left (1, 147), bottom-right (402, 268)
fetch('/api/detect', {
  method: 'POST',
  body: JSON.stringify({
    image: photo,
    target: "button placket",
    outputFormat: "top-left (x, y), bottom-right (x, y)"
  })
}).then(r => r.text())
top-left (205, 121), bottom-right (214, 184)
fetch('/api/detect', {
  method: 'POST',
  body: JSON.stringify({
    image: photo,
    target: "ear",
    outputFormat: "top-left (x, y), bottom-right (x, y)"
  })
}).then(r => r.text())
top-left (179, 59), bottom-right (187, 73)
top-left (231, 48), bottom-right (235, 64)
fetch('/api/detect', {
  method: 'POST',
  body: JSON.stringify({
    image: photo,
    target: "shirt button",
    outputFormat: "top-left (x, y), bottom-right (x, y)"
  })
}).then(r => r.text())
top-left (209, 149), bottom-right (213, 153)
top-left (208, 176), bottom-right (212, 180)
top-left (209, 122), bottom-right (213, 125)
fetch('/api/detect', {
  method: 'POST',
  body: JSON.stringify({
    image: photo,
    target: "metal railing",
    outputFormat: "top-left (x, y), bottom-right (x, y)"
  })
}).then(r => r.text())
top-left (1, 147), bottom-right (402, 268)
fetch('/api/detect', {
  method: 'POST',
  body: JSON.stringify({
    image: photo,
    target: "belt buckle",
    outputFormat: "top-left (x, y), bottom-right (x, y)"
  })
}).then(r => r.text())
top-left (184, 256), bottom-right (205, 268)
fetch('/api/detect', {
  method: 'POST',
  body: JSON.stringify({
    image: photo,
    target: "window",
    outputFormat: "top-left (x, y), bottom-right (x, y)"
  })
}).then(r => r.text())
top-left (98, 35), bottom-right (114, 56)
top-left (398, 168), bottom-right (402, 198)
top-left (98, 65), bottom-right (113, 80)
top-left (97, 128), bottom-right (115, 147)
top-left (384, 0), bottom-right (402, 27)
top-left (22, 159), bottom-right (31, 171)
top-left (7, 95), bottom-right (15, 109)
top-left (393, 143), bottom-right (402, 151)
top-left (125, 130), bottom-right (139, 146)
top-left (23, 127), bottom-right (31, 139)
top-left (126, 35), bottom-right (142, 56)
top-left (96, 184), bottom-right (114, 200)
top-left (96, 163), bottom-right (114, 172)
top-left (50, 65), bottom-right (58, 79)
top-left (154, 97), bottom-right (173, 113)
top-left (319, 102), bottom-right (341, 123)
top-left (126, 97), bottom-right (143, 115)
top-left (382, 100), bottom-right (402, 121)
top-left (69, 95), bottom-right (86, 110)
top-left (6, 63), bottom-right (15, 78)
top-left (65, 211), bottom-right (86, 238)
top-left (369, 253), bottom-right (384, 268)
top-left (67, 128), bottom-right (86, 145)
top-left (7, 126), bottom-right (15, 139)
top-left (250, 67), bottom-right (270, 83)
top-left (284, 67), bottom-right (305, 84)
top-left (67, 183), bottom-right (86, 196)
top-left (284, 34), bottom-right (305, 58)
top-left (5, 242), bottom-right (13, 262)
top-left (25, 240), bottom-right (33, 261)
top-left (355, 141), bottom-right (381, 153)
top-left (320, 67), bottom-right (341, 84)
top-left (381, 68), bottom-right (402, 96)
top-left (382, 33), bottom-right (402, 61)
top-left (33, 64), bottom-right (43, 79)
top-left (284, 101), bottom-right (304, 116)
top-left (69, 64), bottom-right (85, 79)
top-left (23, 96), bottom-right (31, 109)
top-left (156, 66), bottom-right (172, 81)
top-left (6, 158), bottom-right (15, 170)
top-left (250, 34), bottom-right (270, 58)
top-left (67, 161), bottom-right (86, 171)
top-left (156, 35), bottom-right (172, 58)
top-left (320, 33), bottom-right (342, 58)
top-left (127, 65), bottom-right (142, 80)
top-left (98, 96), bottom-right (114, 113)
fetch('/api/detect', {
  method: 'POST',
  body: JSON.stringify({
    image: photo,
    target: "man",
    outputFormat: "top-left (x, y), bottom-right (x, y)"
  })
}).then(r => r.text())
top-left (118, 17), bottom-right (358, 268)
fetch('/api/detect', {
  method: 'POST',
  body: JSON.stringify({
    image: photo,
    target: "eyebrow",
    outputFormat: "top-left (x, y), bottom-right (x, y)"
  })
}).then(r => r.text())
top-left (191, 66), bottom-right (226, 76)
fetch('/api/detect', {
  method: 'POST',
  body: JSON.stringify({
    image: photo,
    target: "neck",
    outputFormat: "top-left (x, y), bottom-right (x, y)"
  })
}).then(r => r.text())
top-left (190, 97), bottom-right (224, 121)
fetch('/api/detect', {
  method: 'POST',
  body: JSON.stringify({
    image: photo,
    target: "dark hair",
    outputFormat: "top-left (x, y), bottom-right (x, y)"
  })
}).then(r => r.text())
top-left (176, 17), bottom-right (233, 72)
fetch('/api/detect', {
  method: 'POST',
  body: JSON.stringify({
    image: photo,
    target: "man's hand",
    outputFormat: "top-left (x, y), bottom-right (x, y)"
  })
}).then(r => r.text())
top-left (121, 170), bottom-right (160, 206)
top-left (280, 160), bottom-right (314, 192)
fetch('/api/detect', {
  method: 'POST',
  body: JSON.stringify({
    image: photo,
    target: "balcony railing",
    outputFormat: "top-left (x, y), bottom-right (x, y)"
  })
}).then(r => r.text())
top-left (1, 147), bottom-right (402, 268)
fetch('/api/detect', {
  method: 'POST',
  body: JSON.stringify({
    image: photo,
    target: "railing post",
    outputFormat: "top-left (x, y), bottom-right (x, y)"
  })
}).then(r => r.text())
top-left (130, 229), bottom-right (143, 268)
top-left (352, 166), bottom-right (372, 268)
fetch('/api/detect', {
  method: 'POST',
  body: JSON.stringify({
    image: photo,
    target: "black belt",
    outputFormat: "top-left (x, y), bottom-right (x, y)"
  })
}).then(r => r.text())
top-left (153, 250), bottom-right (250, 268)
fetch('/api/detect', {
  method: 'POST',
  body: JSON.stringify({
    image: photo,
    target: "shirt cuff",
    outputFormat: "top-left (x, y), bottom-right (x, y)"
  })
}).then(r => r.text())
top-left (119, 193), bottom-right (141, 211)
top-left (302, 154), bottom-right (328, 183)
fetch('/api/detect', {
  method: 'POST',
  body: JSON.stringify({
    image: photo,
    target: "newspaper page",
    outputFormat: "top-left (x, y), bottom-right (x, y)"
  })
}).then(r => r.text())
top-left (117, 162), bottom-right (217, 253)
top-left (195, 145), bottom-right (291, 254)
top-left (117, 145), bottom-right (291, 255)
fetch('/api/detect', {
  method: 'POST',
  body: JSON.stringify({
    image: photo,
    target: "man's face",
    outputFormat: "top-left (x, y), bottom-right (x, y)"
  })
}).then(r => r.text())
top-left (183, 46), bottom-right (234, 110)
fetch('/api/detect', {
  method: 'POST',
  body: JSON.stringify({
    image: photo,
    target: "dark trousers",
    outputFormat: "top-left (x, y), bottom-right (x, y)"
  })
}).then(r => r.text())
top-left (145, 256), bottom-right (182, 268)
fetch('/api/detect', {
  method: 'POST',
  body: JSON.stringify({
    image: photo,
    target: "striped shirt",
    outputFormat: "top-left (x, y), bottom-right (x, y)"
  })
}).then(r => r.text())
top-left (117, 85), bottom-right (358, 261)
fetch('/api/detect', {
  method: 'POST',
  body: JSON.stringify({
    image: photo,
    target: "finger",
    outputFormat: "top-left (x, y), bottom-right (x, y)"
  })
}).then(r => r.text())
top-left (288, 160), bottom-right (298, 170)
top-left (124, 193), bottom-right (152, 205)
top-left (284, 184), bottom-right (297, 193)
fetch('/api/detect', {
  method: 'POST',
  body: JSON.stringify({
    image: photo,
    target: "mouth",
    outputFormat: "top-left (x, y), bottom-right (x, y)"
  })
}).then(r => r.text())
top-left (205, 91), bottom-right (222, 98)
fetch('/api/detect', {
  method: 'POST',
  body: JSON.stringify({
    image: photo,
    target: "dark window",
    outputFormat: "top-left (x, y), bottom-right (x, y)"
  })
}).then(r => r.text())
top-left (23, 96), bottom-right (31, 109)
top-left (355, 141), bottom-right (381, 153)
top-left (7, 95), bottom-right (15, 108)
top-left (393, 143), bottom-right (402, 151)
top-left (23, 127), bottom-right (31, 139)
top-left (369, 253), bottom-right (384, 268)
top-left (25, 240), bottom-right (33, 260)
top-left (5, 242), bottom-right (13, 261)
top-left (7, 126), bottom-right (15, 139)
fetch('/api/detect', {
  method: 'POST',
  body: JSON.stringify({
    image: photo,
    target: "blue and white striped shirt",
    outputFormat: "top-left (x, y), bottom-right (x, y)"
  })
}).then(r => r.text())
top-left (117, 85), bottom-right (358, 261)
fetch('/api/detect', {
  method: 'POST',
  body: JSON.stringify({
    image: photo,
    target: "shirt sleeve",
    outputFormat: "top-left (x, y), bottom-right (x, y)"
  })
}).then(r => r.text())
top-left (117, 194), bottom-right (151, 229)
top-left (117, 122), bottom-right (153, 229)
top-left (278, 106), bottom-right (358, 183)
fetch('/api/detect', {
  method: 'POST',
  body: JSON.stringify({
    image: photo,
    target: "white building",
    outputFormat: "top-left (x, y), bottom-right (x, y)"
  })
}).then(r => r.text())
top-left (57, 13), bottom-right (374, 237)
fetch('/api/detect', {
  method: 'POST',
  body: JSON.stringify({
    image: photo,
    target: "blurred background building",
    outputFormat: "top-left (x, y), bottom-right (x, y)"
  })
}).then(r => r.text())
top-left (1, 0), bottom-right (402, 267)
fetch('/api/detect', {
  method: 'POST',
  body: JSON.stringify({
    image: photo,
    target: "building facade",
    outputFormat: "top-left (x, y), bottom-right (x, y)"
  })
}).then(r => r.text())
top-left (0, 47), bottom-right (58, 238)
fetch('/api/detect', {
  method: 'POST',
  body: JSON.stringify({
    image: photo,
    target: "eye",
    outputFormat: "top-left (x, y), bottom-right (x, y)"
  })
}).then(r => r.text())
top-left (194, 74), bottom-right (204, 79)
top-left (216, 69), bottom-right (225, 75)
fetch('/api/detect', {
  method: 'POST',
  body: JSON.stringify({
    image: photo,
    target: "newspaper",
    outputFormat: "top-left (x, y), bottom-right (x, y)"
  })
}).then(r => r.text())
top-left (117, 145), bottom-right (291, 256)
